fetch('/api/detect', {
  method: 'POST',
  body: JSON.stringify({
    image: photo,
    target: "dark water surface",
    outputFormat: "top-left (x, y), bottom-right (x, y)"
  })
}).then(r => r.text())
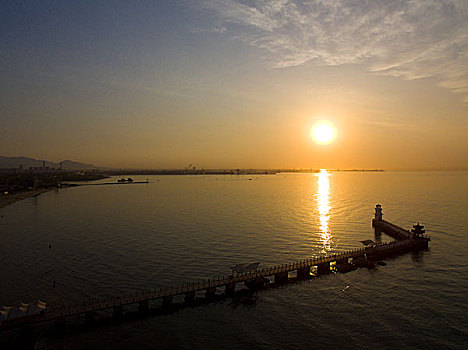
top-left (0, 171), bottom-right (467, 349)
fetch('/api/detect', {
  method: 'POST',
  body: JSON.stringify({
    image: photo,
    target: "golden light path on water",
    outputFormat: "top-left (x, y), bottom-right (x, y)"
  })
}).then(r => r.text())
top-left (316, 169), bottom-right (331, 251)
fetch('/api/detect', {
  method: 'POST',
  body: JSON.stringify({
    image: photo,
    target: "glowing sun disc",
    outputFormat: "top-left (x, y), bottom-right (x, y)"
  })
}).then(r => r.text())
top-left (311, 121), bottom-right (336, 145)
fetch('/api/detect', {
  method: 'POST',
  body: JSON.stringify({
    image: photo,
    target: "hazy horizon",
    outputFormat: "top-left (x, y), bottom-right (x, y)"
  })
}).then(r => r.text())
top-left (3, 154), bottom-right (468, 172)
top-left (1, 1), bottom-right (467, 170)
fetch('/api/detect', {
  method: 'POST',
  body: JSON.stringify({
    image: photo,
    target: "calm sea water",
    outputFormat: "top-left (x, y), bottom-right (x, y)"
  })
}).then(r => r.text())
top-left (0, 171), bottom-right (467, 349)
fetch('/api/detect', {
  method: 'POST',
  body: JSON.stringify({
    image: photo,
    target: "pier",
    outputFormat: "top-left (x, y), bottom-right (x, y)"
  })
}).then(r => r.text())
top-left (0, 205), bottom-right (430, 333)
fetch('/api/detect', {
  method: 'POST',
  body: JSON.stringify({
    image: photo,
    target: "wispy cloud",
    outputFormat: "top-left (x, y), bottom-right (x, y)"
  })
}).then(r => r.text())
top-left (190, 25), bottom-right (227, 34)
top-left (200, 0), bottom-right (468, 101)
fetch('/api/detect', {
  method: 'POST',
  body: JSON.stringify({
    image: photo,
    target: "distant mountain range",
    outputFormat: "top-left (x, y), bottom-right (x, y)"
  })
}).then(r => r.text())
top-left (0, 156), bottom-right (102, 170)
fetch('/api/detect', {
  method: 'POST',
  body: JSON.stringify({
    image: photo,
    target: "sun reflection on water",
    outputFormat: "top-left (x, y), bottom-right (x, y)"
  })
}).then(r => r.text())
top-left (316, 169), bottom-right (331, 251)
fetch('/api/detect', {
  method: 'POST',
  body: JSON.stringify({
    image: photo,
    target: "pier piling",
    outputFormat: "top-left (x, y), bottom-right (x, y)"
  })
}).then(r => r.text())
top-left (274, 271), bottom-right (288, 284)
top-left (184, 291), bottom-right (195, 303)
top-left (162, 296), bottom-right (173, 307)
top-left (112, 305), bottom-right (123, 318)
top-left (85, 311), bottom-right (95, 324)
top-left (205, 287), bottom-right (216, 299)
top-left (138, 300), bottom-right (149, 312)
top-left (317, 262), bottom-right (331, 275)
top-left (225, 283), bottom-right (235, 296)
top-left (297, 266), bottom-right (311, 280)
top-left (0, 205), bottom-right (430, 334)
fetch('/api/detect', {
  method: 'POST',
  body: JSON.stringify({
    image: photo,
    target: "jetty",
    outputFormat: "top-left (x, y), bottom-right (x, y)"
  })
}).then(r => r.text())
top-left (61, 181), bottom-right (149, 188)
top-left (0, 205), bottom-right (430, 333)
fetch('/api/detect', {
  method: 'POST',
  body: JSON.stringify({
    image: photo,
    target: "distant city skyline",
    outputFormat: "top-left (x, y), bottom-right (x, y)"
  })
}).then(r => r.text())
top-left (1, 1), bottom-right (467, 170)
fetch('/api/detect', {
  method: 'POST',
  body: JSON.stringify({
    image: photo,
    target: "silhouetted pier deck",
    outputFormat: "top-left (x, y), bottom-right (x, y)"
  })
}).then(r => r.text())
top-left (0, 205), bottom-right (430, 333)
top-left (373, 219), bottom-right (413, 240)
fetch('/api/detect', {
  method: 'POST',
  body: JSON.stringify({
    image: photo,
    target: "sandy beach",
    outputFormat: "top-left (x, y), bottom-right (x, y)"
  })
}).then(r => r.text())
top-left (0, 188), bottom-right (53, 209)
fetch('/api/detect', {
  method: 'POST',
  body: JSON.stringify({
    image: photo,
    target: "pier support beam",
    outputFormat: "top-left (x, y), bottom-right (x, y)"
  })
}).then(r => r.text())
top-left (423, 239), bottom-right (429, 249)
top-left (335, 257), bottom-right (356, 273)
top-left (162, 296), bottom-right (173, 307)
top-left (374, 229), bottom-right (382, 242)
top-left (184, 291), bottom-right (195, 303)
top-left (225, 283), bottom-right (235, 296)
top-left (112, 305), bottom-right (123, 318)
top-left (205, 287), bottom-right (216, 300)
top-left (18, 325), bottom-right (34, 341)
top-left (245, 278), bottom-right (267, 290)
top-left (85, 311), bottom-right (95, 324)
top-left (353, 256), bottom-right (367, 268)
top-left (54, 317), bottom-right (66, 331)
top-left (336, 258), bottom-right (349, 265)
top-left (297, 266), bottom-right (311, 280)
top-left (274, 271), bottom-right (288, 284)
top-left (138, 300), bottom-right (149, 312)
top-left (317, 262), bottom-right (331, 275)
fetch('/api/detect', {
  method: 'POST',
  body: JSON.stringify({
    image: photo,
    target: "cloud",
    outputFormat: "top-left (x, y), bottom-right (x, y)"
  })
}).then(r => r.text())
top-left (190, 25), bottom-right (227, 34)
top-left (200, 0), bottom-right (468, 101)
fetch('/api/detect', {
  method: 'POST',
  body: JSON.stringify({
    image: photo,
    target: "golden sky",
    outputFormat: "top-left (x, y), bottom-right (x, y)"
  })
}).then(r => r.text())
top-left (1, 1), bottom-right (467, 170)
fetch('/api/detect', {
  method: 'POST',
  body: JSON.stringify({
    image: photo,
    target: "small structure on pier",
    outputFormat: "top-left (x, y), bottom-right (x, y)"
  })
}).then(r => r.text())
top-left (373, 205), bottom-right (430, 247)
top-left (0, 206), bottom-right (431, 335)
top-left (0, 300), bottom-right (46, 322)
top-left (411, 223), bottom-right (425, 237)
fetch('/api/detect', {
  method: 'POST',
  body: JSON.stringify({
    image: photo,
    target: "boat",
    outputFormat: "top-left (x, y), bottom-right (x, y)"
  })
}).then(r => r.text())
top-left (117, 178), bottom-right (134, 183)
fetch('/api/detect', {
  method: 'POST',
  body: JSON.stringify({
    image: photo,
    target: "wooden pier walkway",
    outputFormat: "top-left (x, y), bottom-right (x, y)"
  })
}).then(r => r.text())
top-left (0, 205), bottom-right (430, 332)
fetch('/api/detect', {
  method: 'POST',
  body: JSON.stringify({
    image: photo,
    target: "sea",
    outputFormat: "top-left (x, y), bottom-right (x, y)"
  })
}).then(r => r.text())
top-left (0, 171), bottom-right (467, 349)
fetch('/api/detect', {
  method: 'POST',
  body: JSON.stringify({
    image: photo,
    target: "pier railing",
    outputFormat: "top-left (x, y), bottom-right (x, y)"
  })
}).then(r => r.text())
top-left (0, 238), bottom-right (427, 331)
top-left (0, 211), bottom-right (430, 332)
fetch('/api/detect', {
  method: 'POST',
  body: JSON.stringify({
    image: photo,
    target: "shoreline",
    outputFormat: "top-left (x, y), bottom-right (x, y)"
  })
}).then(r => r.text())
top-left (0, 188), bottom-right (53, 209)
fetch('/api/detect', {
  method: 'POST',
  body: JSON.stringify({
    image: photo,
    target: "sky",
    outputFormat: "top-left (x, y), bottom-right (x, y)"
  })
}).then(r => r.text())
top-left (1, 0), bottom-right (467, 170)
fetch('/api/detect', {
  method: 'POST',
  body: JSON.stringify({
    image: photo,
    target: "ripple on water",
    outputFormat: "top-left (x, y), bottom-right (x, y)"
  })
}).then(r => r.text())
top-left (1, 172), bottom-right (467, 349)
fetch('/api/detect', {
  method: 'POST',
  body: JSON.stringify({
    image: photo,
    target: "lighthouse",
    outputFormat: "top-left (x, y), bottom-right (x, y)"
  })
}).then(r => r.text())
top-left (372, 204), bottom-right (383, 239)
top-left (374, 204), bottom-right (383, 221)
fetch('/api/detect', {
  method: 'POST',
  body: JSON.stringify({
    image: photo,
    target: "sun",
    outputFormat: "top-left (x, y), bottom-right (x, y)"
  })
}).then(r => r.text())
top-left (311, 121), bottom-right (337, 145)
